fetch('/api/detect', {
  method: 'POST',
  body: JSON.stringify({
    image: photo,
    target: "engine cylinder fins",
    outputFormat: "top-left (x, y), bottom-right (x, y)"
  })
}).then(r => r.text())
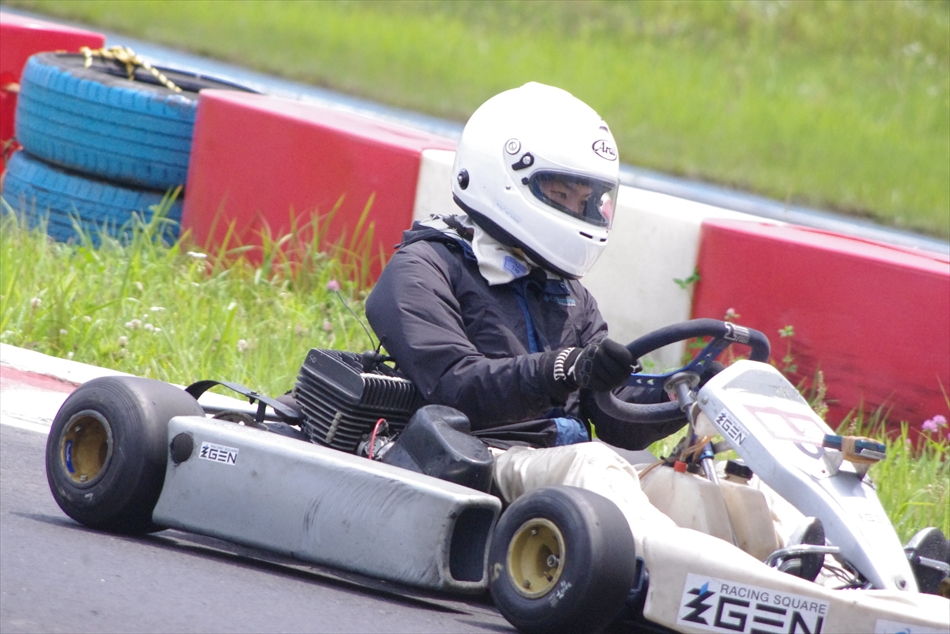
top-left (294, 349), bottom-right (421, 453)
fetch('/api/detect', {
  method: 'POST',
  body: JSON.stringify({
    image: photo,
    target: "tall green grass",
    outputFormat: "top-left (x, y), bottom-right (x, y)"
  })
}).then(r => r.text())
top-left (2, 205), bottom-right (946, 542)
top-left (0, 206), bottom-right (375, 395)
top-left (4, 0), bottom-right (948, 237)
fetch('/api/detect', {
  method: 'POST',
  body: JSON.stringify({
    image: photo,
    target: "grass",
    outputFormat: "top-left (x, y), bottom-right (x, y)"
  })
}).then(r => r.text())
top-left (3, 0), bottom-right (948, 238)
top-left (2, 206), bottom-right (946, 544)
top-left (0, 205), bottom-right (376, 396)
top-left (848, 420), bottom-right (950, 544)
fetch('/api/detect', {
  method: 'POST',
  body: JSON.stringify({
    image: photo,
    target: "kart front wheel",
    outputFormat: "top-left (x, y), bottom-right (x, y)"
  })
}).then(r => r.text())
top-left (45, 376), bottom-right (204, 534)
top-left (488, 486), bottom-right (636, 634)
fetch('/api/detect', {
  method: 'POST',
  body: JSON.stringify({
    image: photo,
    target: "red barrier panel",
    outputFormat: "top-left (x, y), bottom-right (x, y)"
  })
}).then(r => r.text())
top-left (182, 90), bottom-right (456, 281)
top-left (0, 11), bottom-right (105, 144)
top-left (693, 219), bottom-right (950, 435)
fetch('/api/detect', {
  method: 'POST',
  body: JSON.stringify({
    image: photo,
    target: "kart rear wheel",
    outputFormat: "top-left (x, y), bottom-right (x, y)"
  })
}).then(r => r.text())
top-left (488, 486), bottom-right (636, 634)
top-left (45, 376), bottom-right (204, 534)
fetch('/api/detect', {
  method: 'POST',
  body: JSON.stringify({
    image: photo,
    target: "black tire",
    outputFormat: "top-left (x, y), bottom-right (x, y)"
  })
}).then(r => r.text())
top-left (45, 376), bottom-right (205, 534)
top-left (905, 527), bottom-right (950, 595)
top-left (15, 52), bottom-right (255, 190)
top-left (2, 150), bottom-right (182, 244)
top-left (488, 486), bottom-right (637, 634)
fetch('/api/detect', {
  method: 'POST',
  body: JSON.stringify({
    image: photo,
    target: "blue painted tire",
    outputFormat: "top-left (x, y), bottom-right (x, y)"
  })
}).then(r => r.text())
top-left (14, 52), bottom-right (254, 190)
top-left (1, 150), bottom-right (182, 244)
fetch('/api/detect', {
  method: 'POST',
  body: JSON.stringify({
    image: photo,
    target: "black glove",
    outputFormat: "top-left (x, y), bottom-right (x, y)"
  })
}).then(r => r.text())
top-left (544, 338), bottom-right (637, 394)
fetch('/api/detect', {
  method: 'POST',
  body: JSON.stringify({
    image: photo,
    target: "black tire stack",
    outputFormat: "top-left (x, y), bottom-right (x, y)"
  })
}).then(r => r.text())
top-left (1, 51), bottom-right (254, 244)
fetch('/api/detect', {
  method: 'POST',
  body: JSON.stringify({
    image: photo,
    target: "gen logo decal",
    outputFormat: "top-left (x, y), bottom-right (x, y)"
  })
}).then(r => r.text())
top-left (678, 573), bottom-right (829, 634)
top-left (716, 412), bottom-right (748, 446)
top-left (199, 441), bottom-right (239, 465)
top-left (592, 139), bottom-right (617, 161)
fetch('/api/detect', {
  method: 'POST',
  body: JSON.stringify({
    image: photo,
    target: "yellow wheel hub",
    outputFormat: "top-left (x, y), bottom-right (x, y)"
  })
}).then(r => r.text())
top-left (507, 518), bottom-right (565, 598)
top-left (61, 412), bottom-right (112, 485)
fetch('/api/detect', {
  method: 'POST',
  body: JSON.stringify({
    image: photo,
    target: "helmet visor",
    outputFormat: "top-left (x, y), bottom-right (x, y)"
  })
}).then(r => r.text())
top-left (528, 171), bottom-right (618, 228)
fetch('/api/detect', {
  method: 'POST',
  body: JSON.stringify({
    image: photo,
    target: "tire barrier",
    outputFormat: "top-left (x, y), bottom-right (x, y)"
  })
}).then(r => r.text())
top-left (2, 150), bottom-right (183, 245)
top-left (15, 51), bottom-right (257, 191)
top-left (3, 47), bottom-right (256, 245)
top-left (0, 11), bottom-right (105, 144)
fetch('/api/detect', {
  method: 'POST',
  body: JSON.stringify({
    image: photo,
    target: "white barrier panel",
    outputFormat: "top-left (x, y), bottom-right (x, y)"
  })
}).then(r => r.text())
top-left (413, 149), bottom-right (765, 369)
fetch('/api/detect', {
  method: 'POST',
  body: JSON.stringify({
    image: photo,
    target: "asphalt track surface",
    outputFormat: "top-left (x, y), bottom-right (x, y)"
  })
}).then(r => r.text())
top-left (0, 367), bottom-right (514, 633)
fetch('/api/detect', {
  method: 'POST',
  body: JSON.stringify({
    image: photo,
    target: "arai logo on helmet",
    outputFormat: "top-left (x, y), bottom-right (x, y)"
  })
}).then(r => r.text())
top-left (592, 139), bottom-right (617, 161)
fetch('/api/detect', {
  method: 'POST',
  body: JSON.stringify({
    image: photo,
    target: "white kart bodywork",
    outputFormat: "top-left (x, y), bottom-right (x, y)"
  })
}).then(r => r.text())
top-left (636, 360), bottom-right (948, 633)
top-left (152, 416), bottom-right (501, 593)
top-left (641, 529), bottom-right (949, 634)
top-left (145, 360), bottom-right (948, 632)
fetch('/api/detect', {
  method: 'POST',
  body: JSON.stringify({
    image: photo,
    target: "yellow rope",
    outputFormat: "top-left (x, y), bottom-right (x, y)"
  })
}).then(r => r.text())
top-left (79, 46), bottom-right (182, 94)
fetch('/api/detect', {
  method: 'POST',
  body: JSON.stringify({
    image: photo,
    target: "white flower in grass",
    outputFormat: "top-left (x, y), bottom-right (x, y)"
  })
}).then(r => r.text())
top-left (227, 301), bottom-right (237, 312)
top-left (30, 297), bottom-right (42, 309)
top-left (83, 316), bottom-right (92, 323)
top-left (118, 336), bottom-right (129, 347)
top-left (144, 323), bottom-right (155, 332)
top-left (187, 251), bottom-right (207, 259)
top-left (59, 329), bottom-right (68, 336)
top-left (126, 319), bottom-right (142, 330)
top-left (150, 306), bottom-right (166, 312)
top-left (134, 282), bottom-right (144, 292)
top-left (153, 327), bottom-right (162, 333)
top-left (237, 339), bottom-right (249, 353)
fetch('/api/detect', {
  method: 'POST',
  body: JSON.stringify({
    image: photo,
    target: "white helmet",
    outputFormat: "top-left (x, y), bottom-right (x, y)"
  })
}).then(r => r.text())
top-left (452, 82), bottom-right (620, 279)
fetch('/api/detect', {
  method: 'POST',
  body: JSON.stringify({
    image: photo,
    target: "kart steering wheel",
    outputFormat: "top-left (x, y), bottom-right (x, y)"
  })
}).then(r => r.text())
top-left (594, 318), bottom-right (771, 424)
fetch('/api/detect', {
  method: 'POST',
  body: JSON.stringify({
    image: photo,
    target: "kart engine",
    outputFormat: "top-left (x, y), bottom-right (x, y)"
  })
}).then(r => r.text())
top-left (294, 349), bottom-right (421, 454)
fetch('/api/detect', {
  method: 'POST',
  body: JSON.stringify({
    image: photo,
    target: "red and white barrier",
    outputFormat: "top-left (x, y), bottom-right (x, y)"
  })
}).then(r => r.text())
top-left (411, 150), bottom-right (950, 431)
top-left (0, 11), bottom-right (105, 144)
top-left (413, 149), bottom-right (752, 367)
top-left (181, 90), bottom-right (455, 278)
top-left (693, 219), bottom-right (950, 430)
top-left (5, 12), bottom-right (946, 433)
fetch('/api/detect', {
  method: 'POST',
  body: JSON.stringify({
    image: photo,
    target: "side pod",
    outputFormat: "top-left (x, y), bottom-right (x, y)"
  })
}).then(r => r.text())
top-left (152, 416), bottom-right (500, 593)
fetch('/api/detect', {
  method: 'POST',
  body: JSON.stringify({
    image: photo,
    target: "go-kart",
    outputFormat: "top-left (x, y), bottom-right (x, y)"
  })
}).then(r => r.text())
top-left (44, 319), bottom-right (950, 633)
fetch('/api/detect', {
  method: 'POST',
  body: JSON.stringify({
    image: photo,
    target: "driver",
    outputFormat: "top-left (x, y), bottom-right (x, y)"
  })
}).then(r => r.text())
top-left (365, 82), bottom-right (684, 545)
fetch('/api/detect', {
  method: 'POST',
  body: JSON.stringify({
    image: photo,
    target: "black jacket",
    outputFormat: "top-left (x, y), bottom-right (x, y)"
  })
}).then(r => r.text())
top-left (365, 222), bottom-right (684, 449)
